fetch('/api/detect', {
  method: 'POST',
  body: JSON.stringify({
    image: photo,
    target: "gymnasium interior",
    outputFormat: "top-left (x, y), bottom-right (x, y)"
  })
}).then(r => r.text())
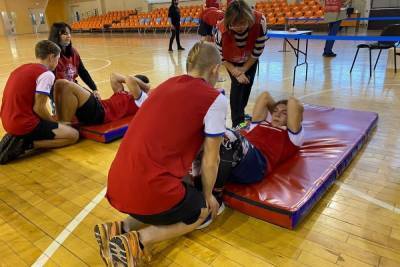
top-left (0, 0), bottom-right (399, 266)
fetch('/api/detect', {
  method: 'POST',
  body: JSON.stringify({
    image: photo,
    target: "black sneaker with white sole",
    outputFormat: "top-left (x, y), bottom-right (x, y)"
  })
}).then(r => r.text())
top-left (196, 202), bottom-right (225, 230)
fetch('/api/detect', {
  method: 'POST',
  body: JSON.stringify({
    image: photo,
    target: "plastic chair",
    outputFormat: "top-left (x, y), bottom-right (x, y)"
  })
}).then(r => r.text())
top-left (350, 24), bottom-right (400, 76)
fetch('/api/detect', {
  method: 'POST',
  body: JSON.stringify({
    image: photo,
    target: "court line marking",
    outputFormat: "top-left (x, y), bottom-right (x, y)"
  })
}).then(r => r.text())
top-left (31, 187), bottom-right (107, 267)
top-left (81, 58), bottom-right (112, 72)
top-left (297, 89), bottom-right (334, 99)
top-left (335, 181), bottom-right (400, 214)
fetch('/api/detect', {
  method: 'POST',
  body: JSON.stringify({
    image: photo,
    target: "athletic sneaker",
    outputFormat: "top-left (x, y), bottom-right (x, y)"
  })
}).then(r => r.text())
top-left (0, 134), bottom-right (26, 164)
top-left (94, 221), bottom-right (124, 266)
top-left (196, 202), bottom-right (225, 230)
top-left (109, 231), bottom-right (145, 267)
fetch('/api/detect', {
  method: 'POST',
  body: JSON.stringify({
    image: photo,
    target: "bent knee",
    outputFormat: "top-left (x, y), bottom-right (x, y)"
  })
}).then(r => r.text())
top-left (68, 128), bottom-right (80, 144)
top-left (54, 79), bottom-right (71, 94)
top-left (56, 125), bottom-right (79, 144)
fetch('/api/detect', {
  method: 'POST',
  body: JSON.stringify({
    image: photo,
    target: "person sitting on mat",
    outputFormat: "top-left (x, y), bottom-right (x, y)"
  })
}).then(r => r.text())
top-left (53, 73), bottom-right (150, 125)
top-left (191, 91), bottom-right (304, 202)
top-left (93, 41), bottom-right (227, 267)
top-left (49, 22), bottom-right (100, 98)
top-left (0, 40), bottom-right (79, 164)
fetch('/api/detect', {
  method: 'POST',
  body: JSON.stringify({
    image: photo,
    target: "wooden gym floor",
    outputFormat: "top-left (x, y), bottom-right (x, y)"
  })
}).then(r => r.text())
top-left (0, 31), bottom-right (399, 267)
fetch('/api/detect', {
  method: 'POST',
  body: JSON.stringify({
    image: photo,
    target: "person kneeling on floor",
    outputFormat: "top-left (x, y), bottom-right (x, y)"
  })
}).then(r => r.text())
top-left (94, 41), bottom-right (228, 267)
top-left (0, 40), bottom-right (78, 164)
top-left (53, 73), bottom-right (150, 125)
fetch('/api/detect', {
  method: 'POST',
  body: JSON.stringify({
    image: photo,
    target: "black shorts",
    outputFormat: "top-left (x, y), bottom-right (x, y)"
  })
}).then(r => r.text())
top-left (130, 183), bottom-right (206, 226)
top-left (75, 94), bottom-right (105, 125)
top-left (198, 20), bottom-right (213, 36)
top-left (23, 119), bottom-right (58, 143)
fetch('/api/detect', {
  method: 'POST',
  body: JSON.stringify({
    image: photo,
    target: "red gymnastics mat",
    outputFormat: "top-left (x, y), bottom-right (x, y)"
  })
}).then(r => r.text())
top-left (79, 115), bottom-right (134, 143)
top-left (223, 104), bottom-right (378, 229)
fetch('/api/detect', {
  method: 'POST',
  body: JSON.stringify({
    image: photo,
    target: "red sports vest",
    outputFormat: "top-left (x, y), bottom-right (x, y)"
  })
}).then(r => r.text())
top-left (217, 11), bottom-right (262, 63)
top-left (55, 47), bottom-right (81, 82)
top-left (101, 92), bottom-right (139, 123)
top-left (1, 64), bottom-right (48, 135)
top-left (106, 75), bottom-right (220, 215)
top-left (206, 0), bottom-right (219, 8)
top-left (244, 121), bottom-right (300, 170)
top-left (202, 7), bottom-right (225, 27)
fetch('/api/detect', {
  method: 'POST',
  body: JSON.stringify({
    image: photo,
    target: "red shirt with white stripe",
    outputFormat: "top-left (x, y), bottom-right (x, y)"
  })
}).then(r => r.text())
top-left (106, 75), bottom-right (227, 215)
top-left (100, 91), bottom-right (148, 123)
top-left (1, 64), bottom-right (54, 135)
top-left (244, 120), bottom-right (304, 170)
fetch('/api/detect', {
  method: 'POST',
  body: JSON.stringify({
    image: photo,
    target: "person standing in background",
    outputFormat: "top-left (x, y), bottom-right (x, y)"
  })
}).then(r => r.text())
top-left (322, 0), bottom-right (351, 57)
top-left (215, 0), bottom-right (267, 127)
top-left (168, 0), bottom-right (185, 52)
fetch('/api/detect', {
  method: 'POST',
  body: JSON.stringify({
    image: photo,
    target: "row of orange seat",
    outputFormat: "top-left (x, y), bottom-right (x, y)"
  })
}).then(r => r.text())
top-left (71, 1), bottom-right (329, 31)
top-left (256, 0), bottom-right (326, 25)
top-left (72, 5), bottom-right (203, 31)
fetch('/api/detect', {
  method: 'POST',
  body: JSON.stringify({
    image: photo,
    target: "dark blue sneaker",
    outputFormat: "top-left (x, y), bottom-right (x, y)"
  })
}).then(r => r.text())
top-left (0, 134), bottom-right (26, 164)
top-left (196, 202), bottom-right (225, 230)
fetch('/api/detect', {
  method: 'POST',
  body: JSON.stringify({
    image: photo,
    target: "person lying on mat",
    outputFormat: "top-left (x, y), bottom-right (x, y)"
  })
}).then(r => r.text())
top-left (191, 91), bottom-right (304, 204)
top-left (53, 73), bottom-right (150, 125)
top-left (0, 40), bottom-right (78, 165)
top-left (94, 41), bottom-right (227, 267)
top-left (220, 91), bottom-right (304, 185)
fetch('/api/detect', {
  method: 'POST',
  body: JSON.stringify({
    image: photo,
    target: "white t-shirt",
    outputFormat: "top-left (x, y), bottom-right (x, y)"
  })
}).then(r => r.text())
top-left (35, 71), bottom-right (55, 96)
top-left (204, 93), bottom-right (228, 137)
top-left (134, 91), bottom-right (148, 107)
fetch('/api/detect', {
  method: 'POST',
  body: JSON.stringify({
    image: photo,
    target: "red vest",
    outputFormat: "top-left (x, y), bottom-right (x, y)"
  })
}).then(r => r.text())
top-left (106, 75), bottom-right (220, 215)
top-left (205, 0), bottom-right (219, 8)
top-left (202, 7), bottom-right (225, 27)
top-left (244, 121), bottom-right (300, 170)
top-left (55, 47), bottom-right (81, 82)
top-left (1, 64), bottom-right (48, 135)
top-left (101, 92), bottom-right (139, 123)
top-left (217, 11), bottom-right (262, 63)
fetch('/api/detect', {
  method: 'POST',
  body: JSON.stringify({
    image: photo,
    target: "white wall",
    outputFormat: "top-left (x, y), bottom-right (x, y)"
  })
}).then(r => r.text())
top-left (103, 0), bottom-right (148, 12)
top-left (69, 0), bottom-right (99, 20)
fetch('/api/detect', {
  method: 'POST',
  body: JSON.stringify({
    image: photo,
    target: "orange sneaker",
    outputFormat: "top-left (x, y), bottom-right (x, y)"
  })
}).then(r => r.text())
top-left (94, 221), bottom-right (123, 266)
top-left (109, 231), bottom-right (145, 267)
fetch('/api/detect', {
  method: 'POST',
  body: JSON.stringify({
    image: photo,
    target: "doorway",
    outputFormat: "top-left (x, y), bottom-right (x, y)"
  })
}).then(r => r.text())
top-left (29, 8), bottom-right (49, 33)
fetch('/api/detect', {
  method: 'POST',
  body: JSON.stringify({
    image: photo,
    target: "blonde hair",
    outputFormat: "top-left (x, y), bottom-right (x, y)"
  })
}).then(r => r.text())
top-left (224, 0), bottom-right (255, 29)
top-left (186, 41), bottom-right (221, 74)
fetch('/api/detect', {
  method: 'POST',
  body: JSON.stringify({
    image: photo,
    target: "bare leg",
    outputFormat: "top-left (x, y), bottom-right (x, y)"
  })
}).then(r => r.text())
top-left (252, 92), bottom-right (276, 122)
top-left (33, 124), bottom-right (79, 148)
top-left (123, 216), bottom-right (145, 232)
top-left (53, 79), bottom-right (91, 123)
top-left (33, 123), bottom-right (79, 148)
top-left (138, 208), bottom-right (208, 247)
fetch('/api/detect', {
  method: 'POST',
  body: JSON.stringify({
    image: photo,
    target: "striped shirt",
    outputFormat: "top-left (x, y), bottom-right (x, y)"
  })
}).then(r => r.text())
top-left (215, 15), bottom-right (267, 61)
